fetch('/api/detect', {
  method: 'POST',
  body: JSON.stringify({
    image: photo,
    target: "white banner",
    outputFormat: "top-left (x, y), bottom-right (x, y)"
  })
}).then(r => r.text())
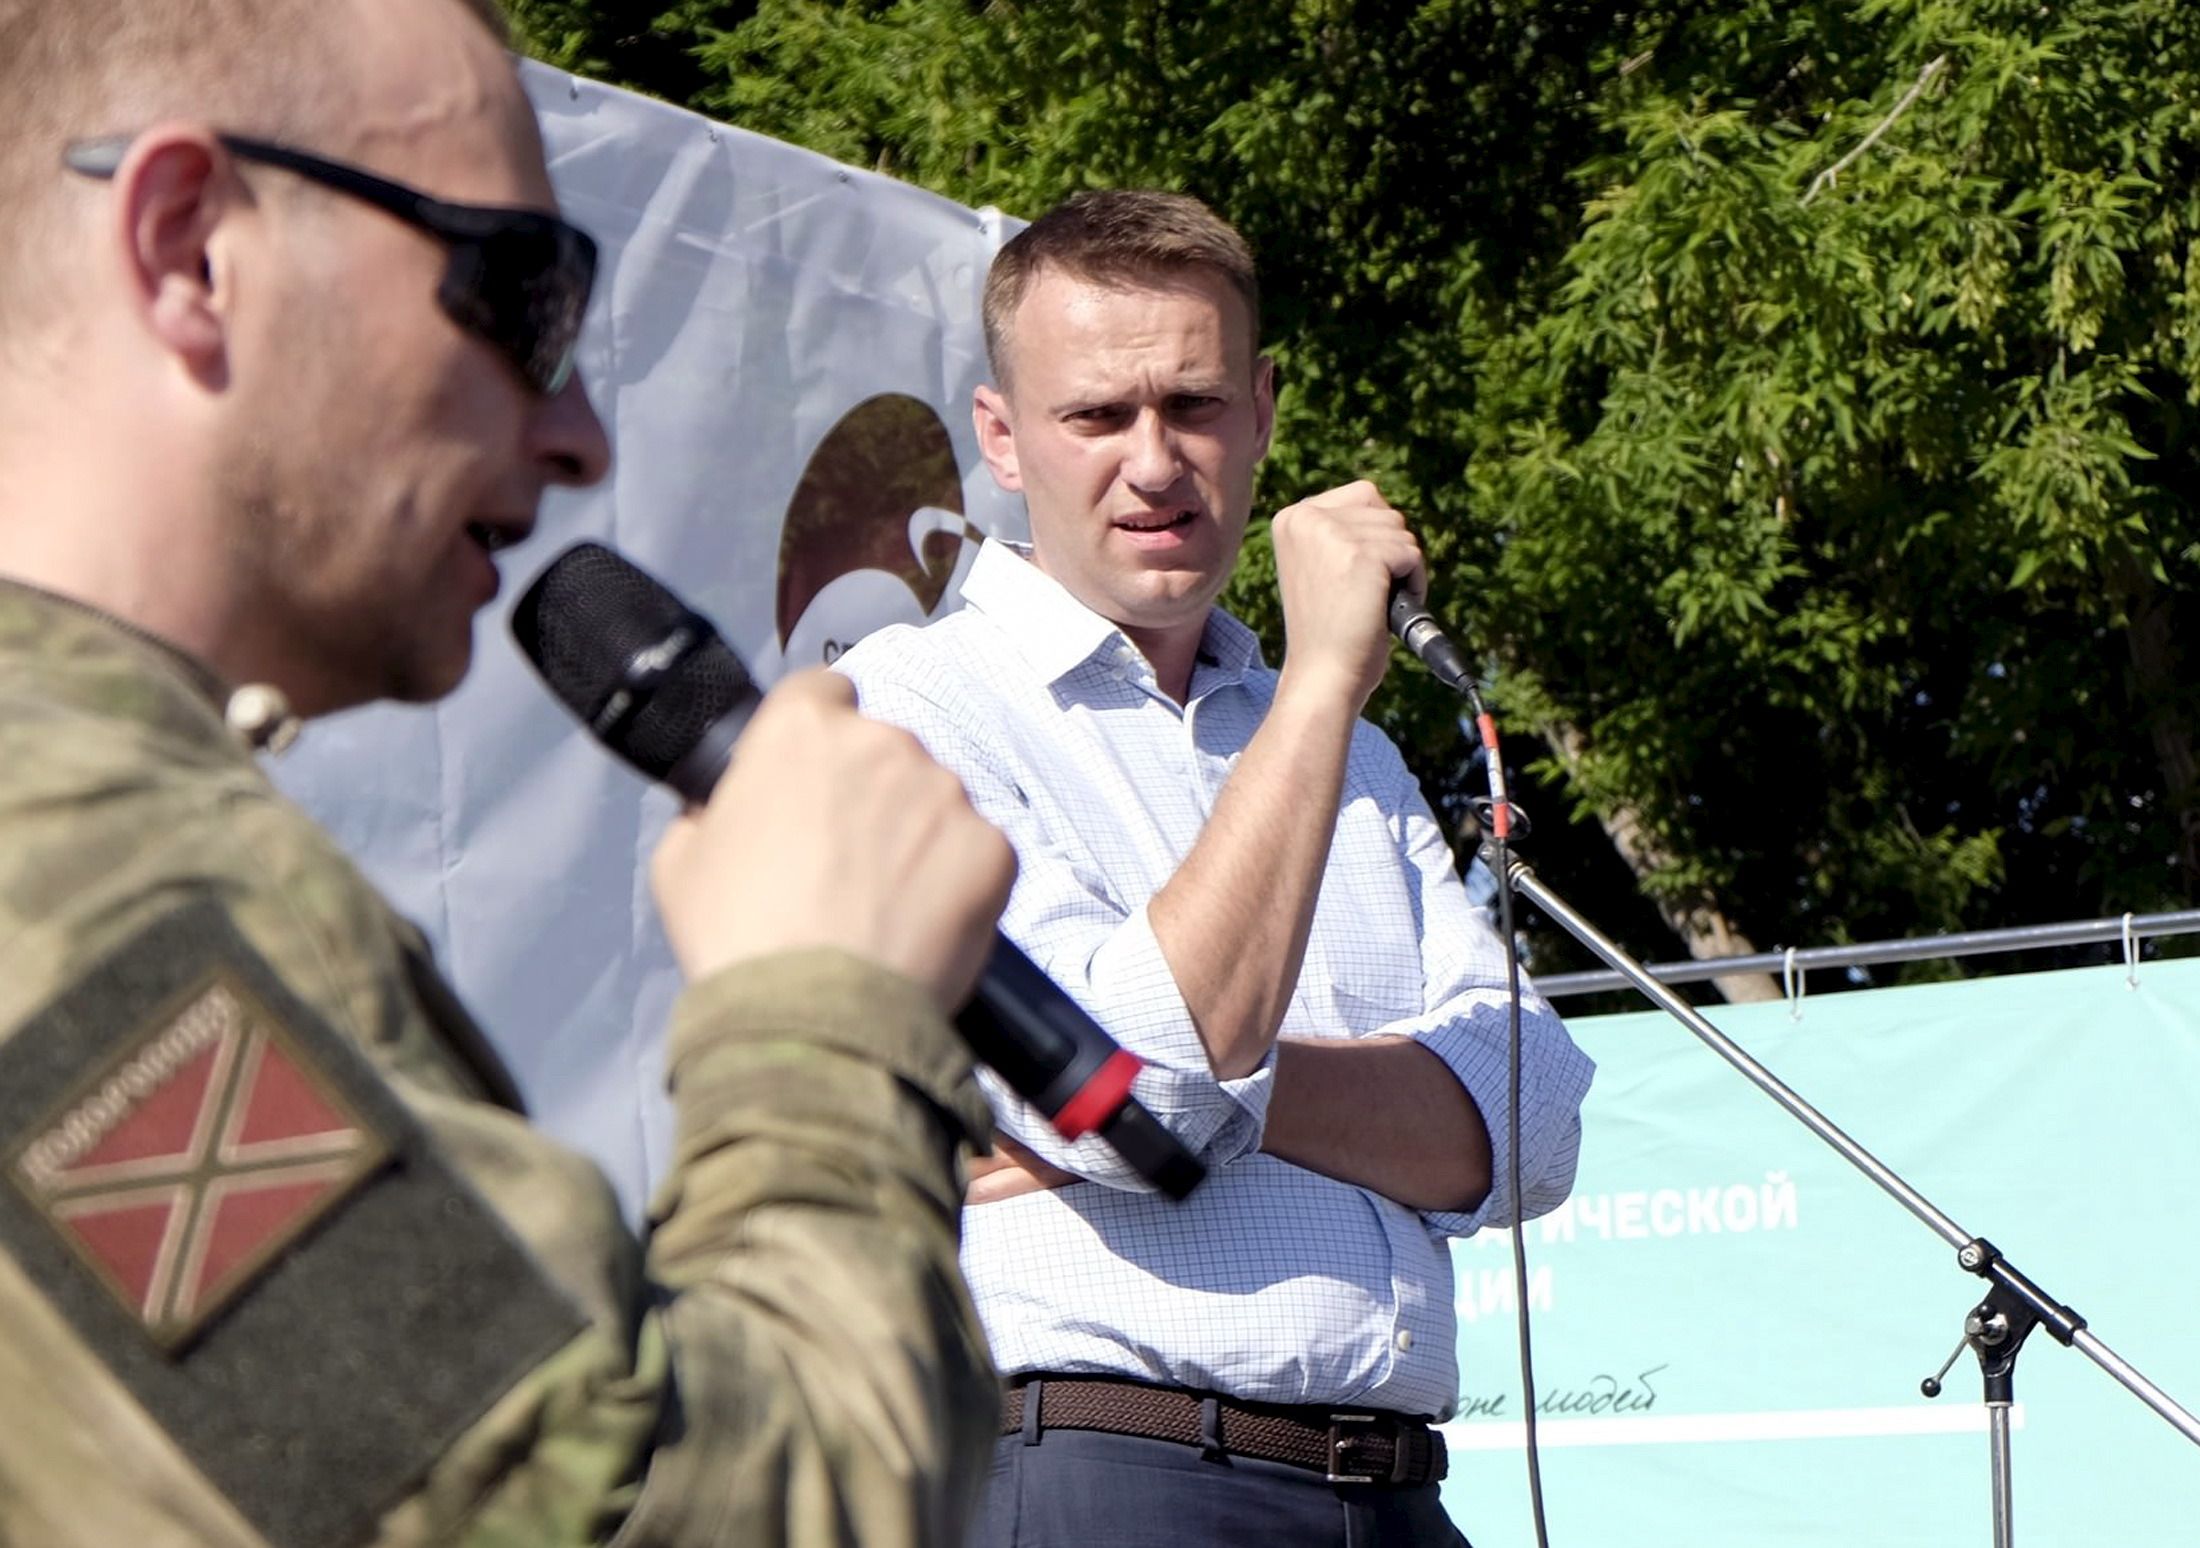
top-left (275, 64), bottom-right (1025, 1216)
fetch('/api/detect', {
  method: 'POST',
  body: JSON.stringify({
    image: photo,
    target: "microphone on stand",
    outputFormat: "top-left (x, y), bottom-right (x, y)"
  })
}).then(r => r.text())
top-left (1387, 584), bottom-right (1474, 692)
top-left (511, 540), bottom-right (1206, 1201)
top-left (1385, 580), bottom-right (1515, 839)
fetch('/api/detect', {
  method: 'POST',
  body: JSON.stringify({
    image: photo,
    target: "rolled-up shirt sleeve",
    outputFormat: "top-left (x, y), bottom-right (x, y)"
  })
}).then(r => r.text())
top-left (842, 652), bottom-right (1271, 1188)
top-left (1383, 757), bottom-right (1594, 1238)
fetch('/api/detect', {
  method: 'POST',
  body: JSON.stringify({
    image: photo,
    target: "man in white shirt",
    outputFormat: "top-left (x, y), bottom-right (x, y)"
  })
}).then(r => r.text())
top-left (837, 189), bottom-right (1593, 1548)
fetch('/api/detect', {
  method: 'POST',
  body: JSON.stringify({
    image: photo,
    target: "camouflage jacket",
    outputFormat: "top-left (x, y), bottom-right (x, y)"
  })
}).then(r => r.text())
top-left (0, 581), bottom-right (996, 1548)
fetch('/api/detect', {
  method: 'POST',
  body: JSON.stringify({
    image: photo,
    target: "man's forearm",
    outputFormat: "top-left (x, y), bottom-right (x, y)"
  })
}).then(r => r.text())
top-left (1147, 667), bottom-right (1360, 1079)
top-left (1260, 1036), bottom-right (1493, 1213)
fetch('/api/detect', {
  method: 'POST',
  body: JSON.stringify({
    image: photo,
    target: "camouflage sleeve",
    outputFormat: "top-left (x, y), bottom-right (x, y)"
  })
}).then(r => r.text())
top-left (619, 954), bottom-right (999, 1547)
top-left (384, 953), bottom-right (998, 1548)
top-left (0, 744), bottom-right (995, 1548)
top-left (252, 857), bottom-right (1002, 1544)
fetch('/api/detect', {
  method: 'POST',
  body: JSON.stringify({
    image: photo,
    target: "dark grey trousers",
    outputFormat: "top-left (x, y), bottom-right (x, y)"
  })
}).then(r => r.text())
top-left (972, 1427), bottom-right (1473, 1548)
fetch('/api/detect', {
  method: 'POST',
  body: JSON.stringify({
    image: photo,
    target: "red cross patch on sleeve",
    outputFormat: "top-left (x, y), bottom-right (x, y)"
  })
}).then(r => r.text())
top-left (0, 901), bottom-right (588, 1548)
top-left (10, 972), bottom-right (388, 1351)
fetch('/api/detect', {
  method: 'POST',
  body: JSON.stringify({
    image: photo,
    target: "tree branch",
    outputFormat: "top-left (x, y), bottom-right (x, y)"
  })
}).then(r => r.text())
top-left (1802, 54), bottom-right (1948, 206)
top-left (1542, 720), bottom-right (1781, 1003)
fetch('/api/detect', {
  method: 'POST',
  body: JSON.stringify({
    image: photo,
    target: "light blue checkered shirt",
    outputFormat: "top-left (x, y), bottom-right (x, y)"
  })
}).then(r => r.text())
top-left (837, 540), bottom-right (1593, 1418)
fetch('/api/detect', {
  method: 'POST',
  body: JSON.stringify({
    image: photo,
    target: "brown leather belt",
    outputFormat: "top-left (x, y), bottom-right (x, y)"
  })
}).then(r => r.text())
top-left (999, 1376), bottom-right (1447, 1488)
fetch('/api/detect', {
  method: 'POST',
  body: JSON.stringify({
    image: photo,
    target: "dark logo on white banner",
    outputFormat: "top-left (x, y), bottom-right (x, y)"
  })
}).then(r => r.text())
top-left (775, 392), bottom-right (983, 667)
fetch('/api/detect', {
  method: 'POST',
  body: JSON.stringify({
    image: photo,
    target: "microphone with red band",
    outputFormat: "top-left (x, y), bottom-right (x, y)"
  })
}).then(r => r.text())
top-left (511, 541), bottom-right (1205, 1201)
top-left (1387, 581), bottom-right (1516, 838)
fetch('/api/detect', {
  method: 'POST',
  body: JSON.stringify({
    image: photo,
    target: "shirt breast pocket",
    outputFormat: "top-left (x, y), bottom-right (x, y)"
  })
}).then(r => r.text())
top-left (1307, 837), bottom-right (1426, 1033)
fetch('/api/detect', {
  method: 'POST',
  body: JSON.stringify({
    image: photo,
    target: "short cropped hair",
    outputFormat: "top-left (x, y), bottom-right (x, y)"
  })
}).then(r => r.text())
top-left (0, 0), bottom-right (508, 343)
top-left (982, 189), bottom-right (1261, 389)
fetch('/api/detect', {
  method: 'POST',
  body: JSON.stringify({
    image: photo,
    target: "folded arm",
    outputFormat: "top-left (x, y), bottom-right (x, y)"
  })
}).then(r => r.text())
top-left (966, 763), bottom-right (1594, 1224)
top-left (1258, 771), bottom-right (1592, 1234)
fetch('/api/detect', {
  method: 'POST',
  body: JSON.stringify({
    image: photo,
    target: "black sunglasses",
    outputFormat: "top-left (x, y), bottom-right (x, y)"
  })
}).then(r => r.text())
top-left (63, 133), bottom-right (597, 396)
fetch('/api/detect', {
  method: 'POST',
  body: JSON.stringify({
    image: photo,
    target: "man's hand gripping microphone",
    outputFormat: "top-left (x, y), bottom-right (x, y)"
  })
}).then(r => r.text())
top-left (512, 541), bottom-right (1205, 1200)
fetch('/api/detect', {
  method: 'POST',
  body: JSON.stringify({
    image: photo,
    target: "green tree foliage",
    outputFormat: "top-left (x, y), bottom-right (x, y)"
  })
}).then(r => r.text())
top-left (503, 0), bottom-right (719, 101)
top-left (1466, 0), bottom-right (2200, 980)
top-left (512, 0), bottom-right (2200, 986)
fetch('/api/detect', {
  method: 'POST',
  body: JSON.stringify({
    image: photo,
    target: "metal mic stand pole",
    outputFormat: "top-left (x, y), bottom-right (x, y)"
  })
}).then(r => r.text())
top-left (1491, 844), bottom-right (2200, 1547)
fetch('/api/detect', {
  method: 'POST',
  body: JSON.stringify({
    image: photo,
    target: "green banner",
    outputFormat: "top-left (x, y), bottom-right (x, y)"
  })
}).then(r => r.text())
top-left (1443, 959), bottom-right (2200, 1546)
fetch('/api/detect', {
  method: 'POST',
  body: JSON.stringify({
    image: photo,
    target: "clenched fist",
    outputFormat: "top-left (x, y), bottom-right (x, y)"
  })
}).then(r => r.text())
top-left (1269, 480), bottom-right (1425, 711)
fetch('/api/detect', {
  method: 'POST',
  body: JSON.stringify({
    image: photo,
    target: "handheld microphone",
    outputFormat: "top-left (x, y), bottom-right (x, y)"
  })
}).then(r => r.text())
top-left (1387, 584), bottom-right (1474, 692)
top-left (511, 541), bottom-right (1205, 1200)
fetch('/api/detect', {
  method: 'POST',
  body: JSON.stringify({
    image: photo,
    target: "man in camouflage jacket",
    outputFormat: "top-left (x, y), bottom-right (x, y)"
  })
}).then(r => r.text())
top-left (0, 0), bottom-right (1011, 1544)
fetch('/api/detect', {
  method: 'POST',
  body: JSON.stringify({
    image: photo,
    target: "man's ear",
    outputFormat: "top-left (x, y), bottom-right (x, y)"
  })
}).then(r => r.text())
top-left (973, 382), bottom-right (1023, 493)
top-left (1251, 353), bottom-right (1278, 463)
top-left (109, 129), bottom-right (236, 383)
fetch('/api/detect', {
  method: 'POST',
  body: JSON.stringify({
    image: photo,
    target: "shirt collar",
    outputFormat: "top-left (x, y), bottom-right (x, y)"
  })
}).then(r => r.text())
top-left (958, 538), bottom-right (1265, 690)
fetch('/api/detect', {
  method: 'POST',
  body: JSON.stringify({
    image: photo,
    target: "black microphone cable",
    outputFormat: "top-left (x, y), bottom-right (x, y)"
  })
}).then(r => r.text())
top-left (1393, 589), bottom-right (1554, 1548)
top-left (1463, 679), bottom-right (1553, 1548)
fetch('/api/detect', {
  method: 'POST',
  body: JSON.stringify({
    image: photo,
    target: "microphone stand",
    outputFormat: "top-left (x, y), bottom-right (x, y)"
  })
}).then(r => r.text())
top-left (1493, 843), bottom-right (2200, 1547)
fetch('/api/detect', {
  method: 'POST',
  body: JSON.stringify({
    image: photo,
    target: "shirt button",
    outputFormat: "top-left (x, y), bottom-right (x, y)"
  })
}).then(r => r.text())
top-left (1395, 1329), bottom-right (1414, 1352)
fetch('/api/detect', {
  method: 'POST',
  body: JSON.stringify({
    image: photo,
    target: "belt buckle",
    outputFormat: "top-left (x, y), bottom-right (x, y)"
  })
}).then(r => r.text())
top-left (1324, 1411), bottom-right (1386, 1484)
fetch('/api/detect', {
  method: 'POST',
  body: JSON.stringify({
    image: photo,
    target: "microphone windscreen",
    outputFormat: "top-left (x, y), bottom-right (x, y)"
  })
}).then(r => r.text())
top-left (512, 542), bottom-right (757, 786)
